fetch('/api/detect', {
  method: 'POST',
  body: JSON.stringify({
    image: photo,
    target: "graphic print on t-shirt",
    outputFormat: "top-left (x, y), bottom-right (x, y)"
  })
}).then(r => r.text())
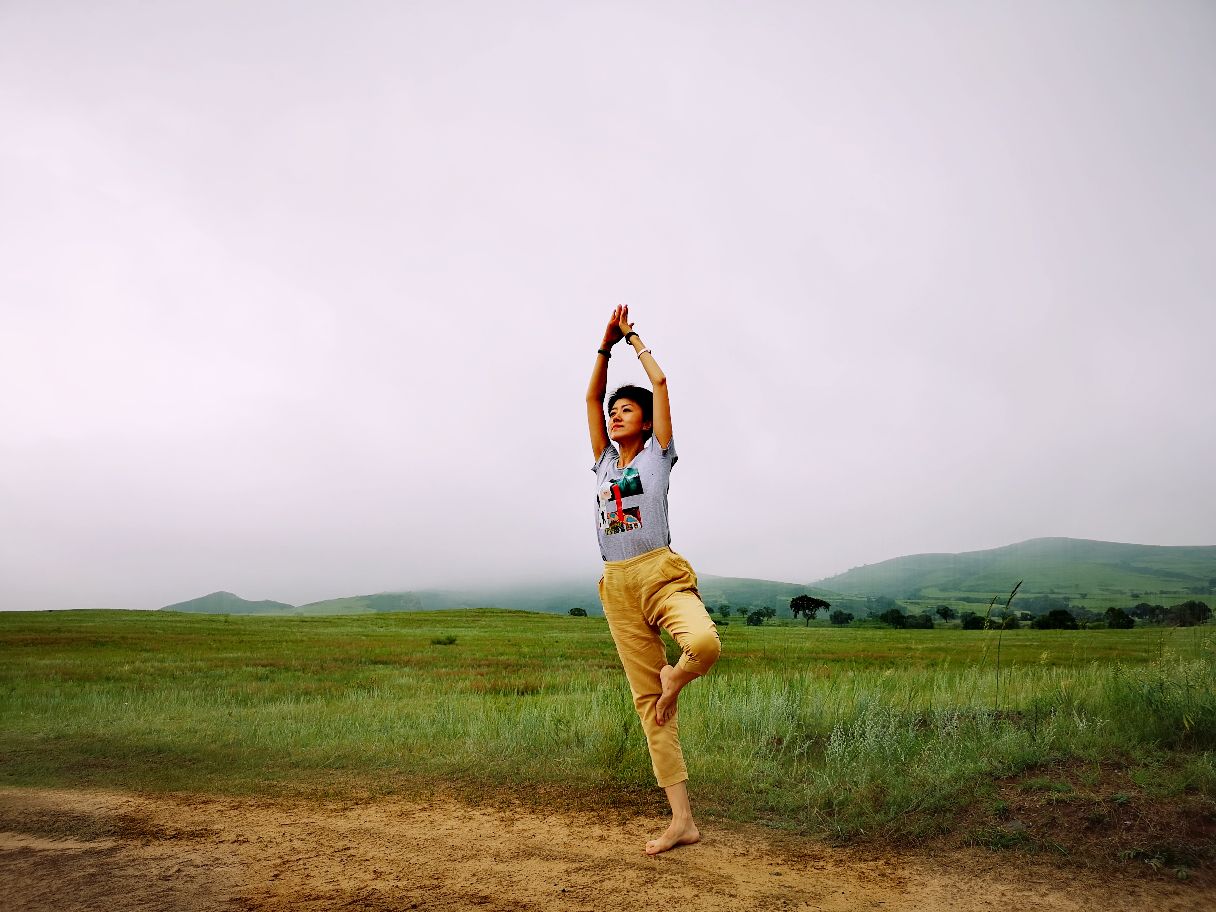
top-left (601, 505), bottom-right (642, 535)
top-left (613, 467), bottom-right (643, 497)
top-left (598, 467), bottom-right (644, 535)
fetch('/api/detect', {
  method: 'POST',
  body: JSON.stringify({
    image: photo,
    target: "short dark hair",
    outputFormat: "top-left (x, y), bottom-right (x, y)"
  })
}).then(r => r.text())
top-left (606, 385), bottom-right (653, 441)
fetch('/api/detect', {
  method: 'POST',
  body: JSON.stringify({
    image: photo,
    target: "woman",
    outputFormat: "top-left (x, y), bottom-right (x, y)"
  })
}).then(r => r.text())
top-left (585, 304), bottom-right (722, 856)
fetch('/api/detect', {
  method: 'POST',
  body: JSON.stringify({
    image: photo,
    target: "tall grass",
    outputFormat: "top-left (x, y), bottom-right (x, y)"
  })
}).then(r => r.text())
top-left (1, 609), bottom-right (1212, 839)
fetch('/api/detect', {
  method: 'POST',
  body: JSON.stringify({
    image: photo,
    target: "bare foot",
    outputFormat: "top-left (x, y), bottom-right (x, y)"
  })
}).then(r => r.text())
top-left (644, 817), bottom-right (700, 855)
top-left (655, 664), bottom-right (680, 726)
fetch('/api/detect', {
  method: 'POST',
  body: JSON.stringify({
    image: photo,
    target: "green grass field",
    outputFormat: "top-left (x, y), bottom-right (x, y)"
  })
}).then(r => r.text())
top-left (2, 609), bottom-right (1213, 856)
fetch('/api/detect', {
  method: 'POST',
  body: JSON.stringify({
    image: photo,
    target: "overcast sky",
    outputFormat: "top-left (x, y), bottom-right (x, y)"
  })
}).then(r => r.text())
top-left (2, 1), bottom-right (1214, 611)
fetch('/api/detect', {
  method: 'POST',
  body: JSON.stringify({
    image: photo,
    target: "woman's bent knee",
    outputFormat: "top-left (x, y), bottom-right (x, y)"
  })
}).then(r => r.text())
top-left (678, 627), bottom-right (721, 675)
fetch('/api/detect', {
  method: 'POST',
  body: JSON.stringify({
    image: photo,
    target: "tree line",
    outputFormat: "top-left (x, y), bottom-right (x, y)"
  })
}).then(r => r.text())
top-left (570, 593), bottom-right (1212, 629)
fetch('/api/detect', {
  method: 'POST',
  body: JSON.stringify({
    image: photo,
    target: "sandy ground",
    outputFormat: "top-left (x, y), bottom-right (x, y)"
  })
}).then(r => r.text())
top-left (1, 786), bottom-right (1211, 911)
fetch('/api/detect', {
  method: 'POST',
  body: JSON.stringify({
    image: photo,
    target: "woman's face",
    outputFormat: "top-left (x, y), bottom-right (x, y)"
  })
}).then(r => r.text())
top-left (607, 398), bottom-right (650, 442)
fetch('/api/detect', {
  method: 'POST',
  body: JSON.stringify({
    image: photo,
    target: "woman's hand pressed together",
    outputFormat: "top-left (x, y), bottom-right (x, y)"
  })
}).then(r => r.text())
top-left (616, 304), bottom-right (634, 339)
top-left (602, 305), bottom-right (625, 349)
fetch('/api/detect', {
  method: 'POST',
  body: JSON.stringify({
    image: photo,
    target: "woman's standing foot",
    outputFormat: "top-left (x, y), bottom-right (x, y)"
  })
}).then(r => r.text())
top-left (644, 816), bottom-right (700, 855)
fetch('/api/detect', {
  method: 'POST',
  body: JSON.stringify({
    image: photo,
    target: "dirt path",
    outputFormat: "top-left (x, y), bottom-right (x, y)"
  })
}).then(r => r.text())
top-left (0, 786), bottom-right (1209, 911)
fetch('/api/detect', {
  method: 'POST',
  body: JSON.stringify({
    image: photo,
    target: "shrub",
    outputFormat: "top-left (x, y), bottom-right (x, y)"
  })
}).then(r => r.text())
top-left (1105, 607), bottom-right (1135, 629)
top-left (878, 609), bottom-right (907, 628)
top-left (904, 612), bottom-right (934, 629)
top-left (1030, 609), bottom-right (1078, 630)
top-left (746, 609), bottom-right (767, 626)
top-left (829, 610), bottom-right (854, 626)
top-left (1130, 602), bottom-right (1165, 623)
top-left (1167, 600), bottom-right (1212, 627)
top-left (568, 607), bottom-right (587, 617)
top-left (430, 635), bottom-right (458, 645)
top-left (960, 612), bottom-right (985, 630)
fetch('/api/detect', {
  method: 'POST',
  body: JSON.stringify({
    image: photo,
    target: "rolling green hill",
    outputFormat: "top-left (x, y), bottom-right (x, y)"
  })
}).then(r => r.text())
top-left (812, 537), bottom-right (1216, 600)
top-left (161, 591), bottom-right (297, 614)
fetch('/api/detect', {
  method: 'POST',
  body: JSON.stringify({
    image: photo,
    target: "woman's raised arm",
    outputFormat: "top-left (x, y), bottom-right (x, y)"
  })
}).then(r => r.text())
top-left (586, 305), bottom-right (624, 460)
top-left (615, 306), bottom-right (672, 450)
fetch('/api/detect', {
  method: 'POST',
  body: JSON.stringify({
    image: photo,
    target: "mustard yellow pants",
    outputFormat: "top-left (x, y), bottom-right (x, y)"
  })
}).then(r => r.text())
top-left (597, 546), bottom-right (722, 788)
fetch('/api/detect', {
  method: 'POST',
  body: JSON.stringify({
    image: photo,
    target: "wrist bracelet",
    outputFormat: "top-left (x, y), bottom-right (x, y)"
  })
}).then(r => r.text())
top-left (638, 348), bottom-right (652, 358)
top-left (597, 348), bottom-right (612, 358)
top-left (623, 331), bottom-right (639, 344)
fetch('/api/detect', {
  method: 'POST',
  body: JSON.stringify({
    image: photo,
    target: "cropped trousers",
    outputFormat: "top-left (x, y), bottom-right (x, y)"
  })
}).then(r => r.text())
top-left (597, 546), bottom-right (722, 788)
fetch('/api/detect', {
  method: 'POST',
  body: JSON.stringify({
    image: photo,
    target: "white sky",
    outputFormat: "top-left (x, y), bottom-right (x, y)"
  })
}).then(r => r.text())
top-left (2, 1), bottom-right (1214, 611)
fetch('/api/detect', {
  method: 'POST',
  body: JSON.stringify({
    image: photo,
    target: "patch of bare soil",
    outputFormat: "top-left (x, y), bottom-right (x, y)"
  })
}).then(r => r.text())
top-left (954, 759), bottom-right (1216, 877)
top-left (1, 786), bottom-right (1211, 911)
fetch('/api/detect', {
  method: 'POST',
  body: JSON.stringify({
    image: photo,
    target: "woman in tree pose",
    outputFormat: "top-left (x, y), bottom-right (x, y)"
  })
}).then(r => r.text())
top-left (586, 304), bottom-right (722, 855)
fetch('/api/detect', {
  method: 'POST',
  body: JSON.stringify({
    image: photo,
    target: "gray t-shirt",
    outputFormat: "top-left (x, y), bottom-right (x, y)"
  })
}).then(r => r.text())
top-left (592, 435), bottom-right (678, 561)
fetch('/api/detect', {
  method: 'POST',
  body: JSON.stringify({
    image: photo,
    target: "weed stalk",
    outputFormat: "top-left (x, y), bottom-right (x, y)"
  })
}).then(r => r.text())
top-left (993, 580), bottom-right (1023, 715)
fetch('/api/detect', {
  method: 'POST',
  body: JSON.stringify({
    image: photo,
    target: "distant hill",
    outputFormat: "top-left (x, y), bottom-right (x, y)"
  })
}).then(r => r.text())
top-left (161, 591), bottom-right (297, 614)
top-left (811, 538), bottom-right (1216, 599)
top-left (297, 584), bottom-right (602, 616)
top-left (161, 577), bottom-right (836, 617)
top-left (160, 538), bottom-right (1215, 617)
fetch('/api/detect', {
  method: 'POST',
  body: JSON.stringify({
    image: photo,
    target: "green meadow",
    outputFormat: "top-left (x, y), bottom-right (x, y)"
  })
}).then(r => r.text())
top-left (2, 609), bottom-right (1213, 853)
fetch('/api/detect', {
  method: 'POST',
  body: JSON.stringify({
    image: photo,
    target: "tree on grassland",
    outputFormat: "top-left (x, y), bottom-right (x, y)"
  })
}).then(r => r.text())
top-left (905, 612), bottom-right (934, 629)
top-left (935, 605), bottom-right (957, 621)
top-left (790, 594), bottom-right (831, 626)
top-left (829, 610), bottom-right (854, 625)
top-left (746, 609), bottom-right (767, 626)
top-left (1104, 606), bottom-right (1135, 629)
